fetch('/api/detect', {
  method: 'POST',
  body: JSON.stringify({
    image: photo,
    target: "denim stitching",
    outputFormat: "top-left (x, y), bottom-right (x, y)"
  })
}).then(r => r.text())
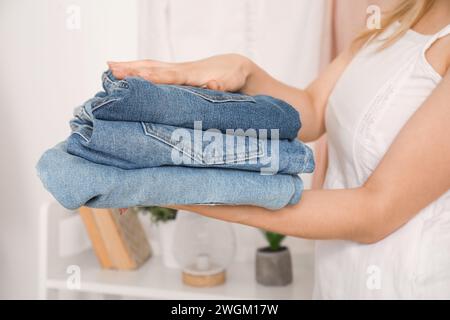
top-left (172, 86), bottom-right (256, 103)
top-left (141, 122), bottom-right (264, 165)
top-left (71, 131), bottom-right (90, 143)
top-left (144, 123), bottom-right (253, 161)
top-left (205, 140), bottom-right (264, 164)
top-left (91, 98), bottom-right (121, 113)
top-left (103, 72), bottom-right (130, 89)
top-left (150, 122), bottom-right (263, 163)
top-left (141, 122), bottom-right (204, 164)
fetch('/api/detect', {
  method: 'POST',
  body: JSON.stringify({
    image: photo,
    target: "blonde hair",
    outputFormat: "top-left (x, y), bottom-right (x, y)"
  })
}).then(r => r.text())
top-left (355, 0), bottom-right (436, 50)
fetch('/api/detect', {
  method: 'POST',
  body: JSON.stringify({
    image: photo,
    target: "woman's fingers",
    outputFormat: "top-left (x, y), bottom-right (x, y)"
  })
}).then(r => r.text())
top-left (108, 59), bottom-right (154, 68)
top-left (108, 59), bottom-right (172, 70)
top-left (134, 66), bottom-right (187, 85)
top-left (206, 79), bottom-right (223, 91)
top-left (108, 59), bottom-right (167, 79)
top-left (109, 61), bottom-right (188, 85)
top-left (107, 54), bottom-right (251, 92)
top-left (155, 67), bottom-right (187, 84)
top-left (107, 57), bottom-right (243, 90)
top-left (109, 65), bottom-right (136, 79)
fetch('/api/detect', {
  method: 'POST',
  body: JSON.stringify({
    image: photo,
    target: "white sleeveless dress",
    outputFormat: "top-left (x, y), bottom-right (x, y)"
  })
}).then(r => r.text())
top-left (314, 23), bottom-right (450, 299)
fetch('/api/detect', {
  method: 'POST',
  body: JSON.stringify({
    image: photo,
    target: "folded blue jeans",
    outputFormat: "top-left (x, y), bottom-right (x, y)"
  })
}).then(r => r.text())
top-left (91, 71), bottom-right (301, 140)
top-left (36, 142), bottom-right (304, 210)
top-left (67, 99), bottom-right (314, 175)
top-left (36, 71), bottom-right (313, 210)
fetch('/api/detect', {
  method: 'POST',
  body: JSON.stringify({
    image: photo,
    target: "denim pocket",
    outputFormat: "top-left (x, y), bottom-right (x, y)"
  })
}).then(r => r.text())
top-left (141, 122), bottom-right (264, 165)
top-left (172, 86), bottom-right (256, 103)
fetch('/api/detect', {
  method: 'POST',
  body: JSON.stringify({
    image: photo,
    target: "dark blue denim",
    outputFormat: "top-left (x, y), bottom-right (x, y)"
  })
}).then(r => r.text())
top-left (92, 71), bottom-right (301, 140)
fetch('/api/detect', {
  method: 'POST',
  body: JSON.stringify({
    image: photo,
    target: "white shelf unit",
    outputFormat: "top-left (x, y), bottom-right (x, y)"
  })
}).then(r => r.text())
top-left (39, 201), bottom-right (314, 300)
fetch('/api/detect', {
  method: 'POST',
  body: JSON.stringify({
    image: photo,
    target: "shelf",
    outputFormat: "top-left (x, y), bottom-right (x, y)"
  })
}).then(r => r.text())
top-left (46, 251), bottom-right (314, 300)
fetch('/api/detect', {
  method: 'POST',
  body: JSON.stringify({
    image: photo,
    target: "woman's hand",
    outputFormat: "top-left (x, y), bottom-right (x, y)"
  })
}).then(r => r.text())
top-left (109, 46), bottom-right (356, 143)
top-left (108, 54), bottom-right (253, 92)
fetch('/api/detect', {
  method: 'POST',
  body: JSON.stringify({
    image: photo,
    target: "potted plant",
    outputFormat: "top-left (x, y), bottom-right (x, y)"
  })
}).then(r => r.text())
top-left (255, 231), bottom-right (293, 286)
top-left (140, 206), bottom-right (179, 269)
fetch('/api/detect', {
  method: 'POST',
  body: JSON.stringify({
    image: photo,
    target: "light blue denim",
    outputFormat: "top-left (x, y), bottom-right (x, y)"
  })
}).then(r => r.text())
top-left (36, 142), bottom-right (304, 210)
top-left (67, 100), bottom-right (314, 175)
top-left (92, 70), bottom-right (301, 140)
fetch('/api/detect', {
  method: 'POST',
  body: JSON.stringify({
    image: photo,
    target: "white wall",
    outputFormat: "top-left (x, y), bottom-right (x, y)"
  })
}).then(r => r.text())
top-left (0, 0), bottom-right (138, 299)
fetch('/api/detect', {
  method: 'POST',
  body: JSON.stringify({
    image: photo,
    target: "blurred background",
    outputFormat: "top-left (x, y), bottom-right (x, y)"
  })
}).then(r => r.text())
top-left (0, 0), bottom-right (389, 299)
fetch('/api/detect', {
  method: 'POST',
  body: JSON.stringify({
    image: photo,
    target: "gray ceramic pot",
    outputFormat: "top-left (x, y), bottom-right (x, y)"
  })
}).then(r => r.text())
top-left (255, 246), bottom-right (293, 286)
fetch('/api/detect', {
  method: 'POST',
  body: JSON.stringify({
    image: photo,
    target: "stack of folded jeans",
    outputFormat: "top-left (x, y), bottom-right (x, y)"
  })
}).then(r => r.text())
top-left (36, 71), bottom-right (314, 210)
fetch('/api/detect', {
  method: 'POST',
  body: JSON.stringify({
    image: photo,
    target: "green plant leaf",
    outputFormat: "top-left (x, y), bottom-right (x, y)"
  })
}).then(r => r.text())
top-left (138, 206), bottom-right (177, 224)
top-left (261, 230), bottom-right (286, 251)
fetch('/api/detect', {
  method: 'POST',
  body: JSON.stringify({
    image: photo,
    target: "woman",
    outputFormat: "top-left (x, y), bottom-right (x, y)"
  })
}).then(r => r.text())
top-left (110, 0), bottom-right (450, 299)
